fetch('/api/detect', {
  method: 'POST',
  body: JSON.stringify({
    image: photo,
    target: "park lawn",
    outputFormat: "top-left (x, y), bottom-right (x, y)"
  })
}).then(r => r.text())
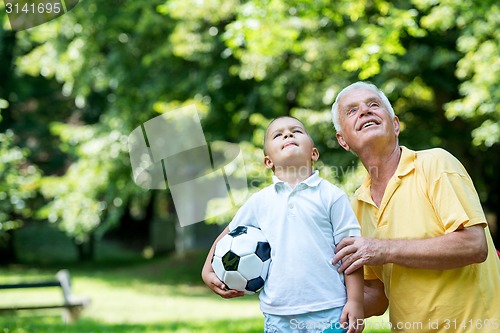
top-left (0, 225), bottom-right (390, 332)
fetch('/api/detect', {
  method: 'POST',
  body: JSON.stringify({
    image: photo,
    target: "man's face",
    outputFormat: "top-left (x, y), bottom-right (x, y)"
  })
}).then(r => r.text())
top-left (264, 117), bottom-right (318, 170)
top-left (336, 89), bottom-right (400, 152)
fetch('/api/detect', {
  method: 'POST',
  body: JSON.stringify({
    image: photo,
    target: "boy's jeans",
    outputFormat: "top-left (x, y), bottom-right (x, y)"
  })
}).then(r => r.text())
top-left (263, 306), bottom-right (347, 333)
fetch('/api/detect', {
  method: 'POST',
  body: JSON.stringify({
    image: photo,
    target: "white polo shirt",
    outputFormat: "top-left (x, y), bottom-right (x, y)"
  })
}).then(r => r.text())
top-left (228, 171), bottom-right (361, 315)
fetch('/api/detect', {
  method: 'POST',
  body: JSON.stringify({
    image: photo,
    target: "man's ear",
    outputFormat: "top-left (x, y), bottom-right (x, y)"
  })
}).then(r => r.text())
top-left (263, 155), bottom-right (274, 170)
top-left (311, 147), bottom-right (319, 162)
top-left (393, 116), bottom-right (401, 137)
top-left (336, 133), bottom-right (350, 151)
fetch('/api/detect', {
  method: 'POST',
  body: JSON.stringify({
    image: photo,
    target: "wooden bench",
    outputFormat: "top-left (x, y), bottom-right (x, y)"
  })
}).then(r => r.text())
top-left (0, 269), bottom-right (90, 322)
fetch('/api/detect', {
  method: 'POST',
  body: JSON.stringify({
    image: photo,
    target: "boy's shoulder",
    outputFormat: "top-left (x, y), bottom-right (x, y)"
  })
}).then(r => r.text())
top-left (316, 177), bottom-right (348, 197)
top-left (244, 182), bottom-right (277, 202)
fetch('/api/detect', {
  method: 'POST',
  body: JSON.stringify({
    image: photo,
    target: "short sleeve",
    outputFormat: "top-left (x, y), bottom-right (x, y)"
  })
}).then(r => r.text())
top-left (331, 194), bottom-right (361, 245)
top-left (429, 171), bottom-right (487, 233)
top-left (228, 194), bottom-right (260, 231)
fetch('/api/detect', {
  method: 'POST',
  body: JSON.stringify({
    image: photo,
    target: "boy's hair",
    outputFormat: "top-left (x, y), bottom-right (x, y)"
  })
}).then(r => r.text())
top-left (263, 116), bottom-right (314, 155)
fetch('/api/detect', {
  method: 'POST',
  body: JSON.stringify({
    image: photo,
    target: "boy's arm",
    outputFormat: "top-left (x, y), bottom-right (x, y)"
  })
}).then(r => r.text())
top-left (341, 267), bottom-right (364, 333)
top-left (201, 226), bottom-right (244, 298)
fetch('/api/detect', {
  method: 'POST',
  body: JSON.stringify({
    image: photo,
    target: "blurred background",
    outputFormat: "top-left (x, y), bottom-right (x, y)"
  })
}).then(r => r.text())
top-left (0, 0), bottom-right (498, 332)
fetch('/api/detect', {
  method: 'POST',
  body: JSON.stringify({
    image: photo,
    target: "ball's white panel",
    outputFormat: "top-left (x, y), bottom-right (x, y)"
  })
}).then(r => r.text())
top-left (238, 253), bottom-right (264, 280)
top-left (245, 226), bottom-right (267, 242)
top-left (211, 255), bottom-right (226, 281)
top-left (230, 226), bottom-right (268, 256)
top-left (231, 235), bottom-right (257, 256)
top-left (224, 271), bottom-right (247, 291)
top-left (214, 234), bottom-right (233, 258)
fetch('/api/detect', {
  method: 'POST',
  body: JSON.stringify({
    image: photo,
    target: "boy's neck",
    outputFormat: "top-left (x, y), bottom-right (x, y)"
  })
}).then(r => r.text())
top-left (273, 165), bottom-right (314, 188)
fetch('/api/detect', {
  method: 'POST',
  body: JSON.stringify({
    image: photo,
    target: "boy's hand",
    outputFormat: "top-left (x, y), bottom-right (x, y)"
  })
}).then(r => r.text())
top-left (203, 270), bottom-right (244, 299)
top-left (340, 300), bottom-right (364, 333)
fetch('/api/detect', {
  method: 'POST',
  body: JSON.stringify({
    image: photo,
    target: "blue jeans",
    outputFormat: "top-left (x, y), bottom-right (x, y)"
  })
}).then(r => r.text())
top-left (263, 307), bottom-right (347, 333)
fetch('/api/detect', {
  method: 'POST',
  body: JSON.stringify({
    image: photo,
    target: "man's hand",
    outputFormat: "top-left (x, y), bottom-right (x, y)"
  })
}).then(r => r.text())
top-left (333, 237), bottom-right (388, 274)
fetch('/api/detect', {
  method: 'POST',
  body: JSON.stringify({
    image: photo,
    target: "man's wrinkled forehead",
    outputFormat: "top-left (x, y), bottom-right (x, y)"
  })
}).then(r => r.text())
top-left (339, 89), bottom-right (380, 108)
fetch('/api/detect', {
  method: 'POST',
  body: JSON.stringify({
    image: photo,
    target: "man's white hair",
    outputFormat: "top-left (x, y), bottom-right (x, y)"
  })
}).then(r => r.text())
top-left (331, 81), bottom-right (395, 132)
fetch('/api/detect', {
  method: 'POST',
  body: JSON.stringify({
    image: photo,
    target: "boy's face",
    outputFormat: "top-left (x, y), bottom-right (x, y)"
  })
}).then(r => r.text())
top-left (263, 117), bottom-right (319, 171)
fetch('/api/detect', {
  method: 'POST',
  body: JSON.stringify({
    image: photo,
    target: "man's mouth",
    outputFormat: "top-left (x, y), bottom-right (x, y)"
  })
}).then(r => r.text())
top-left (359, 120), bottom-right (379, 130)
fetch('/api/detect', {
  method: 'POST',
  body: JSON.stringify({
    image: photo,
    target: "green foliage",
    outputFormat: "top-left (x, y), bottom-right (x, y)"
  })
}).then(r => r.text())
top-left (0, 0), bottom-right (498, 244)
top-left (0, 130), bottom-right (41, 243)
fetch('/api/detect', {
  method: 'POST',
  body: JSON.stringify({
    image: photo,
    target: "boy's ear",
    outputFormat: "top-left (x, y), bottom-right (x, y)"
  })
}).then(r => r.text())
top-left (312, 147), bottom-right (319, 161)
top-left (336, 133), bottom-right (350, 151)
top-left (263, 155), bottom-right (274, 170)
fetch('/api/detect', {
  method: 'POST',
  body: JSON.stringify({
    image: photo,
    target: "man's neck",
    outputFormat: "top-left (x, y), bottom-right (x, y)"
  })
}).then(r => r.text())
top-left (273, 165), bottom-right (313, 188)
top-left (359, 144), bottom-right (401, 187)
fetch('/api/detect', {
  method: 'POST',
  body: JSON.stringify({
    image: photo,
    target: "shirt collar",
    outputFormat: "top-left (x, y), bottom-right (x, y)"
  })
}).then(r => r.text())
top-left (273, 170), bottom-right (321, 191)
top-left (355, 146), bottom-right (416, 201)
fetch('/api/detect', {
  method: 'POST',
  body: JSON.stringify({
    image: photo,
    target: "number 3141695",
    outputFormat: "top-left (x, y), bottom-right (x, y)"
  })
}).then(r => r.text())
top-left (6, 2), bottom-right (62, 14)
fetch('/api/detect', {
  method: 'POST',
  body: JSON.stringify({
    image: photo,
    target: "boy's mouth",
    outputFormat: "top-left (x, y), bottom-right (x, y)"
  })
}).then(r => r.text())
top-left (282, 141), bottom-right (298, 149)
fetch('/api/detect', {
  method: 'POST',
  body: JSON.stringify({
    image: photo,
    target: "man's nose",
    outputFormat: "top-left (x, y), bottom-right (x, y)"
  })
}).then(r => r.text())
top-left (358, 103), bottom-right (371, 116)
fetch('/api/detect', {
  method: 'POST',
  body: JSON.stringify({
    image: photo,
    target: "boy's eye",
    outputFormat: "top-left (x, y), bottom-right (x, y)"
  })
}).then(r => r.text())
top-left (293, 130), bottom-right (303, 134)
top-left (273, 133), bottom-right (282, 139)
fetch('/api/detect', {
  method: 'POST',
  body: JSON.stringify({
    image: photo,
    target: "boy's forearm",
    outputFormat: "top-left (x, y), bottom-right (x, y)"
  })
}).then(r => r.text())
top-left (202, 227), bottom-right (230, 283)
top-left (344, 267), bottom-right (364, 304)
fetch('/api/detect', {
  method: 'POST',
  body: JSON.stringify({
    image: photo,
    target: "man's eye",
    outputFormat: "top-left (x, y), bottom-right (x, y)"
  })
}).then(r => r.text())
top-left (347, 108), bottom-right (357, 115)
top-left (369, 102), bottom-right (379, 108)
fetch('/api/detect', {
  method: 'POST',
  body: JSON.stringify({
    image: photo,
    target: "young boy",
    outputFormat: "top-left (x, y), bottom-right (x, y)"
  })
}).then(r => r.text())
top-left (202, 116), bottom-right (364, 333)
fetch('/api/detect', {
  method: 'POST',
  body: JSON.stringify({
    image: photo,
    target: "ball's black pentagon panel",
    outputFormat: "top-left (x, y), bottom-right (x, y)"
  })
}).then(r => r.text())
top-left (221, 251), bottom-right (239, 271)
top-left (255, 241), bottom-right (271, 261)
top-left (229, 225), bottom-right (248, 237)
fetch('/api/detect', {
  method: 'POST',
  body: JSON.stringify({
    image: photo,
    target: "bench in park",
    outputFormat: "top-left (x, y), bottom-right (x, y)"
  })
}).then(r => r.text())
top-left (0, 269), bottom-right (90, 322)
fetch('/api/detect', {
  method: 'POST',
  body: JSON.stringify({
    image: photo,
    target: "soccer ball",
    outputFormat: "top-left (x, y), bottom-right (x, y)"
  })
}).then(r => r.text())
top-left (212, 225), bottom-right (271, 294)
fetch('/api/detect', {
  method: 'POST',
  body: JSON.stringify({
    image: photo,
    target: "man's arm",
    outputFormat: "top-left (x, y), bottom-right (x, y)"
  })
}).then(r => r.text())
top-left (333, 225), bottom-right (488, 274)
top-left (364, 279), bottom-right (388, 318)
top-left (201, 227), bottom-right (244, 298)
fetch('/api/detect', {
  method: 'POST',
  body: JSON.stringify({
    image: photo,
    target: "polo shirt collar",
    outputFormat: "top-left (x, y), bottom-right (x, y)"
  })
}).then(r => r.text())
top-left (355, 146), bottom-right (416, 203)
top-left (396, 146), bottom-right (415, 178)
top-left (273, 170), bottom-right (321, 191)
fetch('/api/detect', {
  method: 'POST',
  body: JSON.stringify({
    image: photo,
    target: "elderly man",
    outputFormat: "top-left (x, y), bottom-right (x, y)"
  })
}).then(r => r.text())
top-left (331, 81), bottom-right (500, 332)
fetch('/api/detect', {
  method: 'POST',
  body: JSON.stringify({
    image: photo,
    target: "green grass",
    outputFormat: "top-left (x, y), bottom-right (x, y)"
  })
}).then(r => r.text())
top-left (0, 223), bottom-right (391, 332)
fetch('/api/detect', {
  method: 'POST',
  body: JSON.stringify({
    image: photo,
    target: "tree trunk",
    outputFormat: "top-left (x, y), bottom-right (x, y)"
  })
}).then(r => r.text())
top-left (75, 233), bottom-right (95, 261)
top-left (0, 229), bottom-right (17, 264)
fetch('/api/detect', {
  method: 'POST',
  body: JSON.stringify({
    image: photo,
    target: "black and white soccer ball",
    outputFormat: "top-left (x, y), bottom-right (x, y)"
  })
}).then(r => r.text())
top-left (212, 225), bottom-right (271, 294)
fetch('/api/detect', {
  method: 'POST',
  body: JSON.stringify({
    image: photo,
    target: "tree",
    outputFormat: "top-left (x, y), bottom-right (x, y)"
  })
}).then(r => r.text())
top-left (2, 0), bottom-right (498, 258)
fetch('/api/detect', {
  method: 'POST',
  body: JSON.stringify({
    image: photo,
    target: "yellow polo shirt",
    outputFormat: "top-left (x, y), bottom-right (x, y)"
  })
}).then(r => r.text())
top-left (353, 146), bottom-right (500, 333)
